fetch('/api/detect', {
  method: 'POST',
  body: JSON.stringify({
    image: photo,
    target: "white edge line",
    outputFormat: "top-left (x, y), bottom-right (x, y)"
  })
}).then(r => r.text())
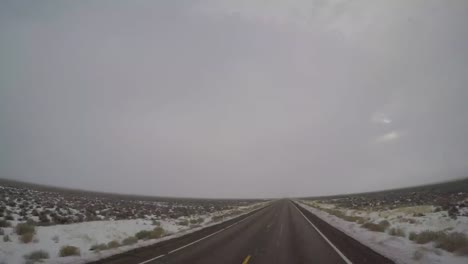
top-left (292, 201), bottom-right (353, 264)
top-left (137, 205), bottom-right (269, 264)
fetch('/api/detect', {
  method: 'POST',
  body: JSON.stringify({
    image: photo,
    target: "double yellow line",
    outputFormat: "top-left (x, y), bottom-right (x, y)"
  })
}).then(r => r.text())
top-left (242, 255), bottom-right (251, 264)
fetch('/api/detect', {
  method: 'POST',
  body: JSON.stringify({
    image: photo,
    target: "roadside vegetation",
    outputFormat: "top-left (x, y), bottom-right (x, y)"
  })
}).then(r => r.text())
top-left (361, 220), bottom-right (390, 233)
top-left (177, 219), bottom-right (189, 226)
top-left (23, 250), bottom-right (49, 263)
top-left (211, 215), bottom-right (224, 222)
top-left (409, 230), bottom-right (468, 255)
top-left (135, 227), bottom-right (165, 240)
top-left (90, 243), bottom-right (109, 251)
top-left (303, 202), bottom-right (366, 223)
top-left (107, 240), bottom-right (121, 249)
top-left (388, 227), bottom-right (406, 237)
top-left (122, 236), bottom-right (138, 245)
top-left (16, 223), bottom-right (36, 243)
top-left (59, 245), bottom-right (81, 257)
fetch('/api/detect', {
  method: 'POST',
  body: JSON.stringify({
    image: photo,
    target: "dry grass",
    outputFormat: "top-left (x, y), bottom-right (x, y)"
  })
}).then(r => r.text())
top-left (320, 208), bottom-right (365, 223)
top-left (361, 220), bottom-right (390, 232)
top-left (16, 223), bottom-right (35, 235)
top-left (408, 230), bottom-right (468, 255)
top-left (435, 232), bottom-right (468, 254)
top-left (177, 219), bottom-right (189, 226)
top-left (135, 227), bottom-right (165, 240)
top-left (20, 232), bottom-right (35, 243)
top-left (59, 245), bottom-right (80, 257)
top-left (107, 240), bottom-right (121, 249)
top-left (122, 236), bottom-right (138, 245)
top-left (16, 223), bottom-right (37, 243)
top-left (190, 217), bottom-right (204, 225)
top-left (90, 243), bottom-right (108, 251)
top-left (150, 227), bottom-right (165, 239)
top-left (135, 230), bottom-right (152, 240)
top-left (24, 250), bottom-right (49, 263)
top-left (410, 230), bottom-right (446, 244)
top-left (388, 227), bottom-right (406, 237)
top-left (211, 215), bottom-right (224, 222)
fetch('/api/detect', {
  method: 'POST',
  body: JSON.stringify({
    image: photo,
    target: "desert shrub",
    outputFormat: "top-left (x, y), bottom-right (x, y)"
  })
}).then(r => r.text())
top-left (412, 230), bottom-right (446, 244)
top-left (356, 218), bottom-right (367, 224)
top-left (3, 235), bottom-right (10, 242)
top-left (21, 232), bottom-right (35, 243)
top-left (320, 208), bottom-right (364, 222)
top-left (388, 227), bottom-right (405, 237)
top-left (107, 240), bottom-right (121, 248)
top-left (435, 232), bottom-right (468, 253)
top-left (409, 231), bottom-right (418, 241)
top-left (16, 223), bottom-right (35, 235)
top-left (228, 209), bottom-right (243, 216)
top-left (90, 243), bottom-right (108, 251)
top-left (135, 230), bottom-right (152, 240)
top-left (135, 227), bottom-right (165, 240)
top-left (190, 217), bottom-right (205, 225)
top-left (150, 227), bottom-right (165, 239)
top-left (211, 215), bottom-right (223, 222)
top-left (0, 228), bottom-right (4, 235)
top-left (122, 236), bottom-right (138, 245)
top-left (361, 222), bottom-right (387, 232)
top-left (378, 220), bottom-right (390, 228)
top-left (59, 245), bottom-right (80, 257)
top-left (0, 220), bottom-right (11, 227)
top-left (178, 219), bottom-right (189, 226)
top-left (38, 214), bottom-right (50, 225)
top-left (26, 219), bottom-right (37, 226)
top-left (24, 250), bottom-right (49, 262)
top-left (190, 217), bottom-right (204, 225)
top-left (152, 220), bottom-right (161, 226)
top-left (341, 215), bottom-right (364, 222)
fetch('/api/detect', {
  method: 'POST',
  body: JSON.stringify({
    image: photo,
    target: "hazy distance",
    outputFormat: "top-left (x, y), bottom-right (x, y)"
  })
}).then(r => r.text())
top-left (1, 0), bottom-right (468, 198)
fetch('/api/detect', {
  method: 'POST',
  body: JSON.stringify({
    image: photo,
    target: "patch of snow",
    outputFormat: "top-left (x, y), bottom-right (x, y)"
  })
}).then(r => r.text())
top-left (297, 201), bottom-right (468, 264)
top-left (0, 201), bottom-right (268, 264)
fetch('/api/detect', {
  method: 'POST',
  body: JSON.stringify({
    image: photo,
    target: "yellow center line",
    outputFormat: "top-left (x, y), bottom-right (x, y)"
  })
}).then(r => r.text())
top-left (242, 255), bottom-right (251, 264)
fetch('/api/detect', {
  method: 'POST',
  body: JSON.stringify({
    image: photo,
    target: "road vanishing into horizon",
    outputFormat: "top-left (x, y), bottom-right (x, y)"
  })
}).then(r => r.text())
top-left (93, 200), bottom-right (393, 264)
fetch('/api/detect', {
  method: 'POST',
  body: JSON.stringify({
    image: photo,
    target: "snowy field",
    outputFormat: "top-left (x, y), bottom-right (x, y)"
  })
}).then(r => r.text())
top-left (0, 181), bottom-right (267, 264)
top-left (298, 200), bottom-right (468, 264)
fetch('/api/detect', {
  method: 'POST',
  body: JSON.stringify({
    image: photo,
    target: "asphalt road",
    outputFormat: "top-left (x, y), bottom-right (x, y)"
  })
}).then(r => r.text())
top-left (93, 200), bottom-right (393, 264)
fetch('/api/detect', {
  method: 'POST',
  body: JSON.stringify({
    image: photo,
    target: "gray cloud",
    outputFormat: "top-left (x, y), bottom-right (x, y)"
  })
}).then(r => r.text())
top-left (1, 0), bottom-right (468, 198)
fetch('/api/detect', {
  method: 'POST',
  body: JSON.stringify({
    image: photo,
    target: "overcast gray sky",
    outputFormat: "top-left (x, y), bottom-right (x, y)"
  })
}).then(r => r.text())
top-left (1, 0), bottom-right (468, 198)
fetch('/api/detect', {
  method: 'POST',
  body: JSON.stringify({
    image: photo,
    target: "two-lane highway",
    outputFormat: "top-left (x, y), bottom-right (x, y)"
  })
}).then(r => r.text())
top-left (94, 200), bottom-right (393, 264)
top-left (156, 200), bottom-right (347, 264)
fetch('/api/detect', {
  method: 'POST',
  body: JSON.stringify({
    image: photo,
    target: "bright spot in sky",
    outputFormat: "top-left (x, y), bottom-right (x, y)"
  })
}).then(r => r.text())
top-left (371, 112), bottom-right (392, 125)
top-left (375, 131), bottom-right (400, 143)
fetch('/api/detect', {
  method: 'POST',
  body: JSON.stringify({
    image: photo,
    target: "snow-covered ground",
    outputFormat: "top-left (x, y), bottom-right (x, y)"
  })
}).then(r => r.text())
top-left (298, 200), bottom-right (468, 264)
top-left (0, 201), bottom-right (268, 264)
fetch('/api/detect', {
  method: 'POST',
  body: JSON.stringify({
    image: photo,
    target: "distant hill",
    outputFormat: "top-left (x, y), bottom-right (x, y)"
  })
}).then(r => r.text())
top-left (0, 178), bottom-right (264, 203)
top-left (303, 177), bottom-right (468, 200)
